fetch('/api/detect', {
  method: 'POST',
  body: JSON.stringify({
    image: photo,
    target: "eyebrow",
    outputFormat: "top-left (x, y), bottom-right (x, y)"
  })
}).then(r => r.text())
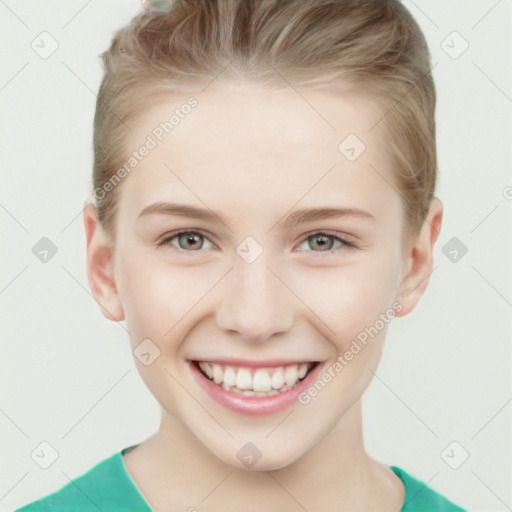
top-left (137, 201), bottom-right (375, 228)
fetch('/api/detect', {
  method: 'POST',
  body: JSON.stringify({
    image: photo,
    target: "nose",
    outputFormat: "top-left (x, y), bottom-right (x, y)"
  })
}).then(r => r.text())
top-left (215, 251), bottom-right (295, 344)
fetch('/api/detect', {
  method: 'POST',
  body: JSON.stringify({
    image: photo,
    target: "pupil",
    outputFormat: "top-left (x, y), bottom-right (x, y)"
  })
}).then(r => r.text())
top-left (180, 233), bottom-right (202, 250)
top-left (310, 234), bottom-right (331, 251)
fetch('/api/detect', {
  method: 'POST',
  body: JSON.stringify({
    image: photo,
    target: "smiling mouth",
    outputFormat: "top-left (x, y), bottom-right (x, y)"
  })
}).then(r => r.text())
top-left (193, 361), bottom-right (318, 396)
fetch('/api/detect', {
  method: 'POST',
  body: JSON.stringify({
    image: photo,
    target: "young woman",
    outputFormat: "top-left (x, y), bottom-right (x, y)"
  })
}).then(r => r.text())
top-left (17, 1), bottom-right (467, 510)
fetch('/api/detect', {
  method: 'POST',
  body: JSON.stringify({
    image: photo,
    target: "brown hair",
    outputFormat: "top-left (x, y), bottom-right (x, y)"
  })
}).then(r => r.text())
top-left (92, 0), bottom-right (436, 243)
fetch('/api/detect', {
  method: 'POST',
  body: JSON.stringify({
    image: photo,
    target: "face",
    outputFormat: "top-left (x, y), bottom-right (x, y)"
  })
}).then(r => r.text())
top-left (88, 83), bottom-right (429, 471)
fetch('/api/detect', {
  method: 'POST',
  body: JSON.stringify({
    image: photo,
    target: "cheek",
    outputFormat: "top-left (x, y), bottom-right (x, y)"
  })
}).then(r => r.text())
top-left (116, 251), bottom-right (218, 343)
top-left (299, 248), bottom-right (401, 351)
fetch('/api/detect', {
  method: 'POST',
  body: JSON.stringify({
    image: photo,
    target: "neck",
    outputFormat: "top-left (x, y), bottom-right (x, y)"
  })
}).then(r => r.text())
top-left (125, 400), bottom-right (403, 512)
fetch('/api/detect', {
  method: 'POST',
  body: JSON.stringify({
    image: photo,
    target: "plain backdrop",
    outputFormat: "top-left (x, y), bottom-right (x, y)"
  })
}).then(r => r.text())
top-left (1, 1), bottom-right (511, 511)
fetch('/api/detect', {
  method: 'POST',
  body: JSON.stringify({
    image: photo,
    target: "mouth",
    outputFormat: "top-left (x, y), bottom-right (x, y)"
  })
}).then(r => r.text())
top-left (189, 359), bottom-right (322, 416)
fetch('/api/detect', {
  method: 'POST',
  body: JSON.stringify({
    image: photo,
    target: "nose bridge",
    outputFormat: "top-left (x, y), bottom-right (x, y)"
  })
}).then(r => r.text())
top-left (215, 247), bottom-right (293, 343)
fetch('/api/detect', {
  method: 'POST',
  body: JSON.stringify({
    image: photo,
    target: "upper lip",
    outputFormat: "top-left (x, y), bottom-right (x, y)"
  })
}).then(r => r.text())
top-left (190, 359), bottom-right (319, 368)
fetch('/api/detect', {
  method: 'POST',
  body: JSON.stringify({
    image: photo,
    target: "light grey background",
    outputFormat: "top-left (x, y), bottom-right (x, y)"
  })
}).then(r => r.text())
top-left (1, 1), bottom-right (511, 511)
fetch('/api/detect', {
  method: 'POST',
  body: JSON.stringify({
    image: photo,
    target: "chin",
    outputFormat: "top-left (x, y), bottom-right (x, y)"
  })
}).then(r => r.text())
top-left (208, 440), bottom-right (305, 472)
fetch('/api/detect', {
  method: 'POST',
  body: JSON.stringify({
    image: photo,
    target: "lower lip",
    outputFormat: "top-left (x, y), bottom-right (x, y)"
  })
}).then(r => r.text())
top-left (189, 361), bottom-right (323, 416)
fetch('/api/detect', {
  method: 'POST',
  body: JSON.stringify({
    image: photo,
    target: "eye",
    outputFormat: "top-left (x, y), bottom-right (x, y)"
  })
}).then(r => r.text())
top-left (156, 230), bottom-right (355, 253)
top-left (296, 232), bottom-right (354, 253)
top-left (157, 230), bottom-right (216, 251)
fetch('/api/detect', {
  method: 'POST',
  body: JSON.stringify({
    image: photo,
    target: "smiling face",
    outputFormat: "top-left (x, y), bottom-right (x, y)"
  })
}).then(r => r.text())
top-left (85, 82), bottom-right (441, 471)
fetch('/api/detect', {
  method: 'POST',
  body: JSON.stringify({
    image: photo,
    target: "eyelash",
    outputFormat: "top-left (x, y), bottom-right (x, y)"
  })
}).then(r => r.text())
top-left (156, 229), bottom-right (357, 254)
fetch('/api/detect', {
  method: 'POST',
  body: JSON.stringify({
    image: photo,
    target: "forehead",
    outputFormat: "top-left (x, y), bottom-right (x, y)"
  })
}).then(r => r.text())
top-left (117, 84), bottom-right (399, 225)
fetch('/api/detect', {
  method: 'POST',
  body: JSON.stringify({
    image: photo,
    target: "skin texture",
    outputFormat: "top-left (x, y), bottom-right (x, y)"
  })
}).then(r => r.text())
top-left (83, 83), bottom-right (443, 511)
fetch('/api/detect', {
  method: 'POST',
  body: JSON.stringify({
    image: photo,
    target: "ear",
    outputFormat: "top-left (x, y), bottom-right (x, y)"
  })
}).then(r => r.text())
top-left (82, 200), bottom-right (125, 322)
top-left (395, 197), bottom-right (443, 317)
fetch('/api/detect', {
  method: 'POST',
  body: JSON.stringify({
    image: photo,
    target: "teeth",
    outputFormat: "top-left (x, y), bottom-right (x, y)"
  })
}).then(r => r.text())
top-left (284, 365), bottom-right (299, 386)
top-left (271, 368), bottom-right (284, 389)
top-left (298, 363), bottom-right (308, 379)
top-left (212, 364), bottom-right (223, 384)
top-left (253, 369), bottom-right (272, 392)
top-left (197, 361), bottom-right (314, 395)
top-left (223, 366), bottom-right (236, 387)
top-left (236, 368), bottom-right (252, 390)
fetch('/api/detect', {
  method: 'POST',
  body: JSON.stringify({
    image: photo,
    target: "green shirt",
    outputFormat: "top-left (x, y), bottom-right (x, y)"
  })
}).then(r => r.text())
top-left (16, 447), bottom-right (467, 512)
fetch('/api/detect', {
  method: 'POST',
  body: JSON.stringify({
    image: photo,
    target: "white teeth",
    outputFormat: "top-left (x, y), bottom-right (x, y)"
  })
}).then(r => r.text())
top-left (271, 367), bottom-right (285, 389)
top-left (212, 364), bottom-right (223, 384)
top-left (199, 362), bottom-right (213, 379)
top-left (236, 368), bottom-right (252, 390)
top-left (197, 361), bottom-right (313, 395)
top-left (298, 363), bottom-right (308, 379)
top-left (284, 365), bottom-right (299, 386)
top-left (253, 369), bottom-right (272, 392)
top-left (223, 366), bottom-right (236, 387)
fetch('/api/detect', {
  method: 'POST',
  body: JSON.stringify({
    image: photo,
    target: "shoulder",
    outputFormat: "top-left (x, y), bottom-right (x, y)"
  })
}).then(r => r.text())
top-left (391, 466), bottom-right (468, 512)
top-left (14, 449), bottom-right (150, 512)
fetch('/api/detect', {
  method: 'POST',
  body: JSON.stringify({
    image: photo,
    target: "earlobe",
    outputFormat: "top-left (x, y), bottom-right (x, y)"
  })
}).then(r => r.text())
top-left (82, 200), bottom-right (125, 322)
top-left (394, 197), bottom-right (443, 317)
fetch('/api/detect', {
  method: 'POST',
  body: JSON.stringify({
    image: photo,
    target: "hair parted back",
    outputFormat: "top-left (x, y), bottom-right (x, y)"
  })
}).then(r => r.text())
top-left (93, 0), bottom-right (436, 242)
